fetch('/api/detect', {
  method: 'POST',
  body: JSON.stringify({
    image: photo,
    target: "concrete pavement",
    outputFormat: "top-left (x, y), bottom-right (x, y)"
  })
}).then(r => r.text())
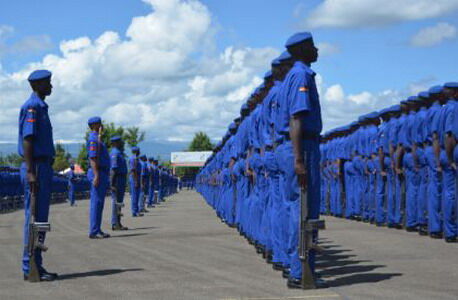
top-left (0, 190), bottom-right (456, 300)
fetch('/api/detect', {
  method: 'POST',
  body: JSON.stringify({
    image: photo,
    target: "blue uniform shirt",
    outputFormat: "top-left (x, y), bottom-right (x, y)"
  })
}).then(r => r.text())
top-left (443, 99), bottom-right (458, 142)
top-left (18, 92), bottom-right (55, 158)
top-left (277, 61), bottom-right (322, 135)
top-left (87, 131), bottom-right (110, 169)
top-left (110, 147), bottom-right (127, 174)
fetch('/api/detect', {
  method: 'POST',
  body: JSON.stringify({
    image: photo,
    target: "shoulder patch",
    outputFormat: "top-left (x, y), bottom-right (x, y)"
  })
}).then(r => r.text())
top-left (299, 86), bottom-right (309, 92)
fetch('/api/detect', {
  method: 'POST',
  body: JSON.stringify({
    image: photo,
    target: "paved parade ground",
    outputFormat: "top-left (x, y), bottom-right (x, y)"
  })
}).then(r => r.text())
top-left (0, 191), bottom-right (457, 300)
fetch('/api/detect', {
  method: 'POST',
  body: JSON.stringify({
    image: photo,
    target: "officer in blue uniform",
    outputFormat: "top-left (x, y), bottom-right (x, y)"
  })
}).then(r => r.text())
top-left (147, 157), bottom-right (156, 208)
top-left (110, 135), bottom-right (128, 231)
top-left (68, 164), bottom-right (77, 206)
top-left (440, 82), bottom-right (458, 242)
top-left (87, 116), bottom-right (111, 239)
top-left (279, 32), bottom-right (323, 288)
top-left (129, 147), bottom-right (142, 217)
top-left (19, 69), bottom-right (58, 281)
top-left (139, 155), bottom-right (150, 213)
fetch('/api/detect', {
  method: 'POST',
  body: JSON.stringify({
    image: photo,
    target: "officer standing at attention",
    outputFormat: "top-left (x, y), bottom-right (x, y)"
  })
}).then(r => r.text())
top-left (280, 32), bottom-right (323, 288)
top-left (68, 164), bottom-right (77, 206)
top-left (110, 136), bottom-right (128, 231)
top-left (129, 147), bottom-right (143, 217)
top-left (87, 117), bottom-right (111, 239)
top-left (139, 155), bottom-right (150, 213)
top-left (19, 69), bottom-right (58, 281)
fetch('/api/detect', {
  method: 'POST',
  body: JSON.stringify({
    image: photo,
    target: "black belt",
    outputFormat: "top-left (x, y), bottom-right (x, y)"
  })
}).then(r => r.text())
top-left (282, 132), bottom-right (321, 141)
top-left (33, 156), bottom-right (52, 163)
top-left (265, 145), bottom-right (273, 151)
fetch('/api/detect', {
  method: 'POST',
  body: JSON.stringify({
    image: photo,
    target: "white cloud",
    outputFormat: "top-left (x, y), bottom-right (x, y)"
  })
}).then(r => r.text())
top-left (410, 22), bottom-right (457, 47)
top-left (303, 0), bottom-right (458, 28)
top-left (0, 0), bottom-right (277, 143)
top-left (317, 42), bottom-right (340, 56)
top-left (324, 84), bottom-right (344, 103)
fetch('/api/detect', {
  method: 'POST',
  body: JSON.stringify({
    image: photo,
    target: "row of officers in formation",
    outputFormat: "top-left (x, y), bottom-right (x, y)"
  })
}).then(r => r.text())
top-left (0, 166), bottom-right (90, 213)
top-left (196, 31), bottom-right (458, 290)
top-left (197, 32), bottom-right (326, 289)
top-left (320, 83), bottom-right (458, 244)
top-left (17, 69), bottom-right (178, 282)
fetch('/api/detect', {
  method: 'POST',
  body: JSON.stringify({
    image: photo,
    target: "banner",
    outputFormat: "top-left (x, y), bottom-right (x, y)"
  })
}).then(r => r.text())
top-left (170, 151), bottom-right (212, 167)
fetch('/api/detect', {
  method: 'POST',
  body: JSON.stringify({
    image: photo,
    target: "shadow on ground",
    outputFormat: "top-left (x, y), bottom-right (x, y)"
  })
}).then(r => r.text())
top-left (316, 238), bottom-right (402, 287)
top-left (110, 233), bottom-right (150, 239)
top-left (58, 268), bottom-right (144, 281)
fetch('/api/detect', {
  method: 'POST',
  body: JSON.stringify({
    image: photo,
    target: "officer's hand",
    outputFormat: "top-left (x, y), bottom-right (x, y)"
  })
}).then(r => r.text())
top-left (295, 159), bottom-right (307, 189)
top-left (27, 171), bottom-right (37, 185)
top-left (436, 166), bottom-right (442, 173)
top-left (93, 175), bottom-right (100, 187)
top-left (451, 162), bottom-right (457, 170)
top-left (395, 168), bottom-right (402, 175)
top-left (381, 171), bottom-right (387, 177)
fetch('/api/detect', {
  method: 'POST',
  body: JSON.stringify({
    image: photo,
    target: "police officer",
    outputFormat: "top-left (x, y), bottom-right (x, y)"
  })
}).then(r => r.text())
top-left (110, 135), bottom-right (128, 231)
top-left (139, 155), bottom-right (150, 213)
top-left (19, 69), bottom-right (58, 281)
top-left (279, 32), bottom-right (323, 288)
top-left (87, 116), bottom-right (111, 239)
top-left (68, 164), bottom-right (77, 206)
top-left (147, 157), bottom-right (156, 208)
top-left (129, 147), bottom-right (143, 217)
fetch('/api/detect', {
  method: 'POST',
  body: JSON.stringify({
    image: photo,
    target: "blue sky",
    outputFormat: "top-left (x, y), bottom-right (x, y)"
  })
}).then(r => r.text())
top-left (0, 0), bottom-right (457, 143)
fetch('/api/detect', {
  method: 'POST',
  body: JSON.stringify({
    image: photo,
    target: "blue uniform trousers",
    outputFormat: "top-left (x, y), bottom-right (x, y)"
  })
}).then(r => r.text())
top-left (416, 148), bottom-right (428, 227)
top-left (129, 175), bottom-right (141, 216)
top-left (403, 152), bottom-right (420, 228)
top-left (138, 177), bottom-right (149, 212)
top-left (68, 183), bottom-right (75, 205)
top-left (425, 146), bottom-right (442, 233)
top-left (276, 143), bottom-right (293, 268)
top-left (288, 139), bottom-right (321, 280)
top-left (440, 150), bottom-right (457, 238)
top-left (88, 169), bottom-right (109, 236)
top-left (111, 174), bottom-right (126, 225)
top-left (21, 160), bottom-right (53, 275)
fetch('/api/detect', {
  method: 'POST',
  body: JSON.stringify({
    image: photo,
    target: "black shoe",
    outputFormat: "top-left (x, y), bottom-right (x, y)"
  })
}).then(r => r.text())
top-left (120, 224), bottom-right (129, 230)
top-left (405, 226), bottom-right (418, 232)
top-left (132, 213), bottom-right (144, 217)
top-left (89, 234), bottom-right (103, 239)
top-left (287, 277), bottom-right (302, 289)
top-left (376, 222), bottom-right (386, 227)
top-left (141, 209), bottom-right (149, 213)
top-left (282, 269), bottom-right (290, 279)
top-left (394, 224), bottom-right (403, 230)
top-left (100, 232), bottom-right (111, 238)
top-left (266, 252), bottom-right (273, 264)
top-left (273, 263), bottom-right (284, 271)
top-left (430, 232), bottom-right (443, 239)
top-left (112, 224), bottom-right (123, 231)
top-left (418, 226), bottom-right (428, 236)
top-left (445, 237), bottom-right (458, 243)
top-left (24, 272), bottom-right (58, 282)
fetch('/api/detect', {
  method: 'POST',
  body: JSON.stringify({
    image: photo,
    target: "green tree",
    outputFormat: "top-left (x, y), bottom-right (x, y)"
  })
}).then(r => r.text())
top-left (188, 132), bottom-right (213, 151)
top-left (124, 127), bottom-right (145, 147)
top-left (53, 143), bottom-right (71, 171)
top-left (0, 153), bottom-right (23, 167)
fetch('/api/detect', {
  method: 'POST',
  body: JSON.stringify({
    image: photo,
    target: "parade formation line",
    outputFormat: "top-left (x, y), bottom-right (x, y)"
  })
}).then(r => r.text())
top-left (0, 190), bottom-right (456, 300)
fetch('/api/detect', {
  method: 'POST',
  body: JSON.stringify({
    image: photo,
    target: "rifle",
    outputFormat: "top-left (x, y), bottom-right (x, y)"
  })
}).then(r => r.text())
top-left (299, 152), bottom-right (325, 289)
top-left (28, 177), bottom-right (51, 282)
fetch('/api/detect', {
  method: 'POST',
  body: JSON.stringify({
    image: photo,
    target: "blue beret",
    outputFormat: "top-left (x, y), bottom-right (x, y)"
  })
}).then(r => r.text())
top-left (28, 70), bottom-right (52, 81)
top-left (429, 86), bottom-right (443, 94)
top-left (417, 92), bottom-right (430, 99)
top-left (278, 51), bottom-right (292, 62)
top-left (140, 155), bottom-right (146, 159)
top-left (400, 99), bottom-right (409, 105)
top-left (407, 96), bottom-right (418, 102)
top-left (110, 135), bottom-right (121, 142)
top-left (148, 157), bottom-right (154, 160)
top-left (264, 70), bottom-right (272, 79)
top-left (444, 82), bottom-right (458, 88)
top-left (271, 58), bottom-right (281, 66)
top-left (388, 104), bottom-right (401, 113)
top-left (350, 121), bottom-right (359, 127)
top-left (379, 108), bottom-right (390, 115)
top-left (366, 111), bottom-right (379, 119)
top-left (131, 146), bottom-right (139, 152)
top-left (285, 32), bottom-right (313, 48)
top-left (229, 122), bottom-right (236, 131)
top-left (88, 116), bottom-right (101, 125)
top-left (241, 103), bottom-right (249, 111)
top-left (358, 116), bottom-right (366, 122)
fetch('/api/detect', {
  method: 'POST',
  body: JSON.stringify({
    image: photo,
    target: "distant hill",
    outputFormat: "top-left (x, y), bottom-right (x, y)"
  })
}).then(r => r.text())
top-left (0, 140), bottom-right (189, 161)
